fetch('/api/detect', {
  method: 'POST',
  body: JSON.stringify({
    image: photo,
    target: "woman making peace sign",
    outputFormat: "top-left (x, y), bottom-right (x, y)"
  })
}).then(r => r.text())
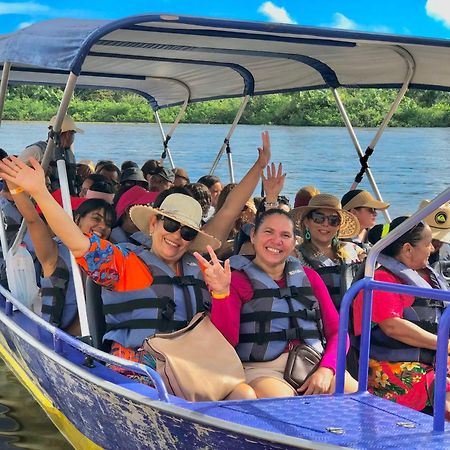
top-left (195, 208), bottom-right (357, 398)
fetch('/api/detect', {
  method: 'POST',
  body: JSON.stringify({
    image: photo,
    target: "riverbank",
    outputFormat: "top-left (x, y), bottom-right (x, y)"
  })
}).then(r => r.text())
top-left (4, 86), bottom-right (450, 127)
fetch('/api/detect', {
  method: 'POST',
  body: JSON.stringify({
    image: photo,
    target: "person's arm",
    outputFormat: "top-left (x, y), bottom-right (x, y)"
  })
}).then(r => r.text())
top-left (0, 156), bottom-right (90, 257)
top-left (7, 180), bottom-right (58, 277)
top-left (378, 317), bottom-right (440, 350)
top-left (202, 131), bottom-right (271, 243)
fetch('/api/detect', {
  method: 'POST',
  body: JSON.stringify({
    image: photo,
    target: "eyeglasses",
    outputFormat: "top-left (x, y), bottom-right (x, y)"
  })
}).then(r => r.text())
top-left (157, 215), bottom-right (199, 241)
top-left (308, 211), bottom-right (341, 227)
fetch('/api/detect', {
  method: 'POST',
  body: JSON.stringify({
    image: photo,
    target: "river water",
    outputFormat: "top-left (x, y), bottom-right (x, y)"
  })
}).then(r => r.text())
top-left (0, 121), bottom-right (449, 448)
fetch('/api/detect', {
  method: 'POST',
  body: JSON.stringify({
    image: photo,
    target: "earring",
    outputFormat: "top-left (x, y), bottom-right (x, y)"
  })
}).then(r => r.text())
top-left (304, 228), bottom-right (311, 241)
top-left (332, 235), bottom-right (339, 246)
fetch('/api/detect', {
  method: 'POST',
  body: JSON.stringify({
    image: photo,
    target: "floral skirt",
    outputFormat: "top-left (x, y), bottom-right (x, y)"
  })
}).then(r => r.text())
top-left (368, 359), bottom-right (450, 411)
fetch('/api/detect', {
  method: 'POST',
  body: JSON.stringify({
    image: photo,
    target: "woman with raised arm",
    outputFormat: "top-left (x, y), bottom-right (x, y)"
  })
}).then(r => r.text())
top-left (353, 217), bottom-right (450, 415)
top-left (7, 179), bottom-right (114, 335)
top-left (195, 209), bottom-right (357, 398)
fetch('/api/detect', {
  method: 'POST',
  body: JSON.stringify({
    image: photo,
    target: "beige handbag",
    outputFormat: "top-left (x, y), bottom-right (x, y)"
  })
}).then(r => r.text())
top-left (141, 312), bottom-right (245, 402)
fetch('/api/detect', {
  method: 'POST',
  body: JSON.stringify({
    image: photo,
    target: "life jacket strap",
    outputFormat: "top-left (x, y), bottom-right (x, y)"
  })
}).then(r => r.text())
top-left (102, 297), bottom-right (175, 316)
top-left (239, 327), bottom-right (321, 344)
top-left (252, 286), bottom-right (316, 308)
top-left (240, 308), bottom-right (321, 323)
top-left (106, 318), bottom-right (188, 332)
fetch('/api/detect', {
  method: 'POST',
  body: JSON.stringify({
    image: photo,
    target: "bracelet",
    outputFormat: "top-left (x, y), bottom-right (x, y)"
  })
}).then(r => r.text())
top-left (10, 187), bottom-right (24, 195)
top-left (211, 291), bottom-right (230, 299)
top-left (264, 201), bottom-right (279, 209)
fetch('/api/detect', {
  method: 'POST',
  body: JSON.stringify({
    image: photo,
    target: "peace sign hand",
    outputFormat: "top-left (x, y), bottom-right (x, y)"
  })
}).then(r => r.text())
top-left (193, 245), bottom-right (231, 296)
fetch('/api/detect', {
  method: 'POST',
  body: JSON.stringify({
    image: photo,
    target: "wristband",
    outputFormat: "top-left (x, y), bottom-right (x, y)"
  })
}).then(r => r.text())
top-left (211, 291), bottom-right (230, 299)
top-left (10, 187), bottom-right (24, 195)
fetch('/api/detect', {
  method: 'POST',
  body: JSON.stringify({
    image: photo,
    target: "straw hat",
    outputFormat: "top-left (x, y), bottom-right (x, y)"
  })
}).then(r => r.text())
top-left (129, 193), bottom-right (221, 251)
top-left (419, 200), bottom-right (450, 244)
top-left (48, 114), bottom-right (84, 133)
top-left (290, 193), bottom-right (360, 239)
top-left (341, 189), bottom-right (390, 211)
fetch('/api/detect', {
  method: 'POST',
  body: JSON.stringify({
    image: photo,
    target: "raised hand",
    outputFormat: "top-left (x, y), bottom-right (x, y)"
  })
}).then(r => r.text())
top-left (262, 162), bottom-right (286, 203)
top-left (256, 130), bottom-right (271, 169)
top-left (193, 245), bottom-right (231, 296)
top-left (0, 156), bottom-right (47, 197)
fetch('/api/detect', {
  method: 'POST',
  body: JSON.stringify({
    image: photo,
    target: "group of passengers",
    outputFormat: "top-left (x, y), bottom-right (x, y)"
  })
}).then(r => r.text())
top-left (1, 114), bottom-right (450, 416)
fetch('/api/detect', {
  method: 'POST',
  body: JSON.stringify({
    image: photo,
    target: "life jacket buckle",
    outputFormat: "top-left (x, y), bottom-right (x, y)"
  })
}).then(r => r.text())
top-left (279, 287), bottom-right (292, 298)
top-left (173, 275), bottom-right (196, 286)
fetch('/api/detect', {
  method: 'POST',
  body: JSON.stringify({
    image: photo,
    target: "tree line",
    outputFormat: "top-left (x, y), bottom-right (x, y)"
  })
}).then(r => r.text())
top-left (3, 85), bottom-right (450, 127)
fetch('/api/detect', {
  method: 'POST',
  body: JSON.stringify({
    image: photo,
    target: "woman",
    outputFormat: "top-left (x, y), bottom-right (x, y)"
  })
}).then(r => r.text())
top-left (195, 209), bottom-right (357, 398)
top-left (291, 194), bottom-right (365, 310)
top-left (353, 217), bottom-right (450, 414)
top-left (197, 175), bottom-right (222, 209)
top-left (8, 180), bottom-right (114, 335)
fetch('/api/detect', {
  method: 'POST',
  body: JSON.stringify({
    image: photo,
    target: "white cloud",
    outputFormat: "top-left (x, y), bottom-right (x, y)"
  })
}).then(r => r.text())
top-left (329, 12), bottom-right (392, 34)
top-left (0, 2), bottom-right (49, 14)
top-left (426, 0), bottom-right (450, 28)
top-left (258, 2), bottom-right (297, 24)
top-left (18, 21), bottom-right (33, 29)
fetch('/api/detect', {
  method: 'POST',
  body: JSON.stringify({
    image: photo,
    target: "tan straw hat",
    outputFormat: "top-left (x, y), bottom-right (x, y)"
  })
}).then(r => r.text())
top-left (129, 193), bottom-right (221, 251)
top-left (48, 114), bottom-right (84, 133)
top-left (290, 193), bottom-right (360, 239)
top-left (419, 200), bottom-right (450, 244)
top-left (341, 189), bottom-right (389, 211)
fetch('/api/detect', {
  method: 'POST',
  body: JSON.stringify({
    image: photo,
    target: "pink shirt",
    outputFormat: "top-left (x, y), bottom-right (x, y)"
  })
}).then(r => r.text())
top-left (211, 266), bottom-right (347, 373)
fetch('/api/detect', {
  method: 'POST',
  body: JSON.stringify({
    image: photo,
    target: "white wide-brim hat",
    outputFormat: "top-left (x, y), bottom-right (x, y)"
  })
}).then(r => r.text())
top-left (290, 193), bottom-right (360, 239)
top-left (130, 193), bottom-right (221, 252)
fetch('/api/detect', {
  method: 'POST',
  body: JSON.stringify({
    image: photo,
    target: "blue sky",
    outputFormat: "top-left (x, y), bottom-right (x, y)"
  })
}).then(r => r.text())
top-left (1, 0), bottom-right (450, 39)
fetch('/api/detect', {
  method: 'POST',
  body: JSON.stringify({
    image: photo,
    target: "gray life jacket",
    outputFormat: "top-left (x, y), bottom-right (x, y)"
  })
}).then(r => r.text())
top-left (230, 255), bottom-right (325, 362)
top-left (102, 244), bottom-right (211, 349)
top-left (0, 200), bottom-right (21, 282)
top-left (109, 226), bottom-right (152, 248)
top-left (297, 242), bottom-right (362, 310)
top-left (370, 254), bottom-right (447, 365)
top-left (40, 241), bottom-right (77, 329)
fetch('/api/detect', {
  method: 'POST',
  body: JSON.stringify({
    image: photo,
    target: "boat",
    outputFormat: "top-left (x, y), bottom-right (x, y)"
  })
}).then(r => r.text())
top-left (1, 13), bottom-right (450, 449)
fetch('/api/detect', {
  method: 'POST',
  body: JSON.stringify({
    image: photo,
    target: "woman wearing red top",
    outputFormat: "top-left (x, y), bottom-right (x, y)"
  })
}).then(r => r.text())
top-left (353, 216), bottom-right (450, 414)
top-left (195, 209), bottom-right (357, 398)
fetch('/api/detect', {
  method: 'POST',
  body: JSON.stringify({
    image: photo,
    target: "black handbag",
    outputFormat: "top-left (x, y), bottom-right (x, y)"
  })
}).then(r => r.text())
top-left (283, 343), bottom-right (322, 390)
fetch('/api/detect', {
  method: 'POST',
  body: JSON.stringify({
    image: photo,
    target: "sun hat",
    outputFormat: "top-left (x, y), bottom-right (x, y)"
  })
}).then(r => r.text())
top-left (153, 166), bottom-right (175, 183)
top-left (37, 188), bottom-right (86, 213)
top-left (419, 200), bottom-right (450, 244)
top-left (294, 185), bottom-right (320, 208)
top-left (115, 186), bottom-right (158, 219)
top-left (120, 167), bottom-right (147, 184)
top-left (290, 193), bottom-right (360, 239)
top-left (341, 189), bottom-right (389, 211)
top-left (48, 114), bottom-right (84, 133)
top-left (129, 193), bottom-right (221, 251)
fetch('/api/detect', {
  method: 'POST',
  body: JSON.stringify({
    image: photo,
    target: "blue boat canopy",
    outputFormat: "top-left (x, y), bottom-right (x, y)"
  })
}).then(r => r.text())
top-left (1, 13), bottom-right (450, 110)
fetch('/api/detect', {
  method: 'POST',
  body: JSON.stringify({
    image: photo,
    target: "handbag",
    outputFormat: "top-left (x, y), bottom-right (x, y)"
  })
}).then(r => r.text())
top-left (141, 312), bottom-right (245, 402)
top-left (283, 343), bottom-right (322, 390)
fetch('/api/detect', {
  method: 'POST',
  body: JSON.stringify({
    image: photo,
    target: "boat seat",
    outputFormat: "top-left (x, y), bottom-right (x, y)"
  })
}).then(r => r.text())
top-left (85, 277), bottom-right (110, 352)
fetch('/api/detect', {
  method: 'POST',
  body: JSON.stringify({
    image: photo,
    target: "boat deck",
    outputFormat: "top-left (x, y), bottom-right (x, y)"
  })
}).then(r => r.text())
top-left (188, 393), bottom-right (450, 449)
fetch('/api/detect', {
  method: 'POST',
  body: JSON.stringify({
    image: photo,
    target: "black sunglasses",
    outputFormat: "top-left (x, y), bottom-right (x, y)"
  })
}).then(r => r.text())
top-left (157, 214), bottom-right (199, 241)
top-left (308, 211), bottom-right (341, 227)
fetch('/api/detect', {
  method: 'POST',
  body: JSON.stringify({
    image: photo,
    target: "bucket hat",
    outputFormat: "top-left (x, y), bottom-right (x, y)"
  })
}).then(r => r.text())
top-left (419, 200), bottom-right (450, 244)
top-left (120, 167), bottom-right (147, 184)
top-left (48, 114), bottom-right (84, 133)
top-left (115, 186), bottom-right (158, 219)
top-left (130, 193), bottom-right (221, 251)
top-left (153, 167), bottom-right (175, 183)
top-left (341, 189), bottom-right (389, 211)
top-left (290, 193), bottom-right (360, 239)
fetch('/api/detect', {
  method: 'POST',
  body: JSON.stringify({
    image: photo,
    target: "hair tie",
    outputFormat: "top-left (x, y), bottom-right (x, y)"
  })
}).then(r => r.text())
top-left (381, 223), bottom-right (390, 238)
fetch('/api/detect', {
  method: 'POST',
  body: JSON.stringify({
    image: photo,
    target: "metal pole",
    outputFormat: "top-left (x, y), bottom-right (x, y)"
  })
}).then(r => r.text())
top-left (0, 61), bottom-right (11, 126)
top-left (0, 209), bottom-right (9, 257)
top-left (209, 95), bottom-right (250, 176)
top-left (332, 88), bottom-right (391, 222)
top-left (154, 110), bottom-right (175, 169)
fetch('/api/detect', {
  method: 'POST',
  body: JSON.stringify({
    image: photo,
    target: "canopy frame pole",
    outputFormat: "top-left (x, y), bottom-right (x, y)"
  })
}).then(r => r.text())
top-left (0, 61), bottom-right (11, 126)
top-left (209, 95), bottom-right (250, 182)
top-left (154, 110), bottom-right (175, 169)
top-left (331, 88), bottom-right (391, 223)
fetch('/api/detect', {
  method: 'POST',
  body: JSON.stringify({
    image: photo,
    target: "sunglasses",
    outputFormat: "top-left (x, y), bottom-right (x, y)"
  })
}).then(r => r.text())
top-left (308, 211), bottom-right (341, 227)
top-left (356, 207), bottom-right (377, 214)
top-left (157, 214), bottom-right (199, 241)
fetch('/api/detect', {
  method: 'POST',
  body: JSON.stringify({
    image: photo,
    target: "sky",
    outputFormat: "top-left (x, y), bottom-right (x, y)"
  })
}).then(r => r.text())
top-left (0, 0), bottom-right (450, 39)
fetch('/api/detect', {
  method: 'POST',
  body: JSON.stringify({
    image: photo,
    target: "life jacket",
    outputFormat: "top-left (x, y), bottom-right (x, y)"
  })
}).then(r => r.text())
top-left (40, 240), bottom-right (77, 329)
top-left (370, 254), bottom-right (447, 365)
top-left (230, 255), bottom-right (325, 362)
top-left (0, 199), bottom-right (21, 282)
top-left (297, 242), bottom-right (362, 310)
top-left (109, 226), bottom-right (152, 248)
top-left (102, 244), bottom-right (211, 349)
